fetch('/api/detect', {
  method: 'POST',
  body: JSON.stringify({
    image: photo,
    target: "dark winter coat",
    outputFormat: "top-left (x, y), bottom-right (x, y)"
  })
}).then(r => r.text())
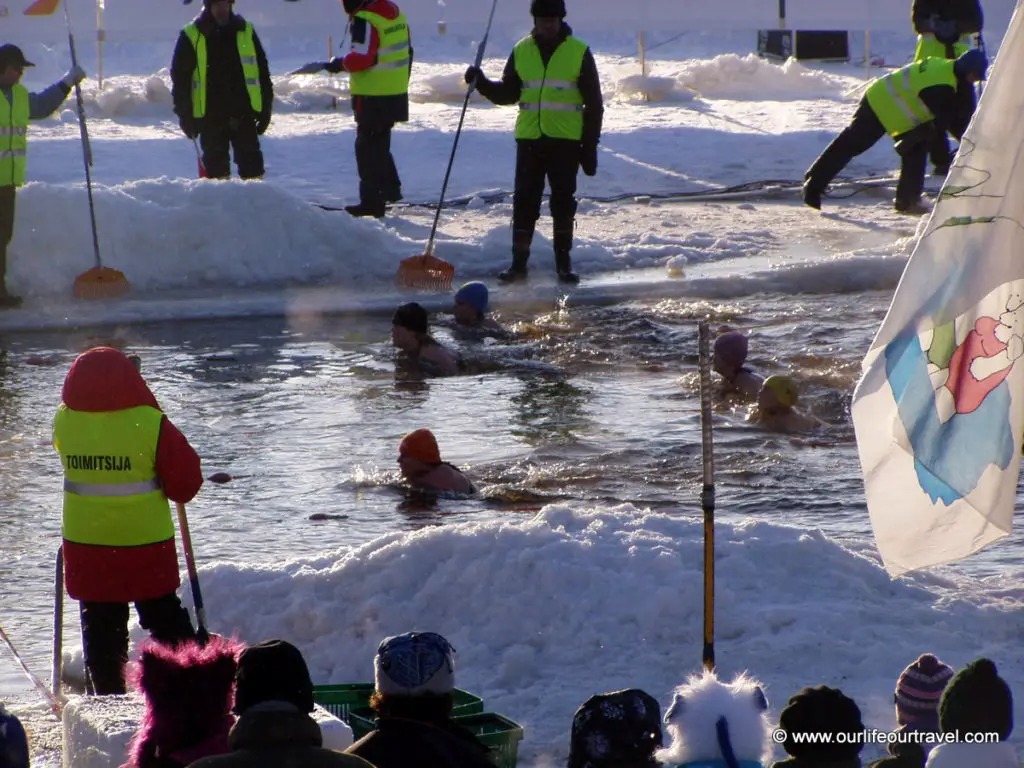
top-left (171, 10), bottom-right (273, 125)
top-left (475, 22), bottom-right (604, 148)
top-left (341, 0), bottom-right (411, 127)
top-left (187, 704), bottom-right (373, 768)
top-left (56, 347), bottom-right (203, 603)
top-left (344, 716), bottom-right (495, 768)
top-left (912, 0), bottom-right (983, 35)
top-left (909, 78), bottom-right (974, 143)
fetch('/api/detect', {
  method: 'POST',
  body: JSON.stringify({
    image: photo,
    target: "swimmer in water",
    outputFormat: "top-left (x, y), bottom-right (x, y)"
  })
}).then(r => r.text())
top-left (397, 428), bottom-right (474, 494)
top-left (391, 302), bottom-right (463, 376)
top-left (749, 374), bottom-right (824, 432)
top-left (452, 281), bottom-right (510, 338)
top-left (712, 331), bottom-right (764, 398)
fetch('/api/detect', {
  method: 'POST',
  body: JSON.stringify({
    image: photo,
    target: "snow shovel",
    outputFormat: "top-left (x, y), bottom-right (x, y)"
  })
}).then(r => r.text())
top-left (175, 503), bottom-right (210, 644)
top-left (65, 1), bottom-right (129, 300)
top-left (193, 138), bottom-right (208, 178)
top-left (396, 0), bottom-right (499, 291)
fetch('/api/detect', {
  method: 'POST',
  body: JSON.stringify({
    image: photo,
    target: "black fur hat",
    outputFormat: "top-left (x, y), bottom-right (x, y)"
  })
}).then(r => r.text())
top-left (531, 0), bottom-right (566, 18)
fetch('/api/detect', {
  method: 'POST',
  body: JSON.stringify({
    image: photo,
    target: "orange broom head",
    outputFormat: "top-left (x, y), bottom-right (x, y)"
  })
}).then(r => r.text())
top-left (73, 266), bottom-right (131, 300)
top-left (396, 253), bottom-right (455, 291)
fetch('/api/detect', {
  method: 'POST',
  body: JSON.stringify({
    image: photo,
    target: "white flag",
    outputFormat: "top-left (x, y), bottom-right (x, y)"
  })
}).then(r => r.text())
top-left (852, 6), bottom-right (1024, 576)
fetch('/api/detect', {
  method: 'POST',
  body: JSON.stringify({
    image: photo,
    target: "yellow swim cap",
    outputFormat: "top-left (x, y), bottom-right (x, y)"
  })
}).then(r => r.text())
top-left (763, 375), bottom-right (799, 408)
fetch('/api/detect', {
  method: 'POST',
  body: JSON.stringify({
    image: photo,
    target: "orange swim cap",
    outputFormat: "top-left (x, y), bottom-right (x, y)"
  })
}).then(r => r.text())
top-left (399, 428), bottom-right (442, 464)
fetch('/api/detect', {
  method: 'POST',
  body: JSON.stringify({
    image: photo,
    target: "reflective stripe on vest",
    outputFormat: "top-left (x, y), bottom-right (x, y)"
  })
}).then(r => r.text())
top-left (64, 478), bottom-right (162, 496)
top-left (54, 404), bottom-right (174, 548)
top-left (184, 21), bottom-right (263, 119)
top-left (0, 86), bottom-right (30, 187)
top-left (865, 57), bottom-right (957, 138)
top-left (914, 32), bottom-right (976, 61)
top-left (514, 35), bottom-right (587, 141)
top-left (350, 10), bottom-right (411, 96)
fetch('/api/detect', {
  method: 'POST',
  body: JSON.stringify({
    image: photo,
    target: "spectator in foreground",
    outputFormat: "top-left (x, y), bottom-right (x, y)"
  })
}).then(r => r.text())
top-left (926, 657), bottom-right (1018, 767)
top-left (345, 631), bottom-right (494, 768)
top-left (188, 639), bottom-right (373, 768)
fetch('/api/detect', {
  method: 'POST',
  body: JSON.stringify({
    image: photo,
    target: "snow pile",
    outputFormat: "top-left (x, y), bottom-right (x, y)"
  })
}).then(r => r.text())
top-left (73, 505), bottom-right (1022, 765)
top-left (676, 53), bottom-right (854, 101)
top-left (615, 74), bottom-right (697, 103)
top-left (412, 71), bottom-right (476, 104)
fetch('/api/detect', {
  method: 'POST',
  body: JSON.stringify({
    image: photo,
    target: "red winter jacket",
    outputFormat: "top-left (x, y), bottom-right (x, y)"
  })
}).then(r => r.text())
top-left (55, 347), bottom-right (203, 603)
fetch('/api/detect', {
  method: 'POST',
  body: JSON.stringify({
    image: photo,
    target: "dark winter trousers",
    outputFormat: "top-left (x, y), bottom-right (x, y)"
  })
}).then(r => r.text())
top-left (200, 115), bottom-right (264, 180)
top-left (0, 185), bottom-right (14, 293)
top-left (80, 593), bottom-right (196, 695)
top-left (512, 139), bottom-right (582, 264)
top-left (355, 121), bottom-right (402, 207)
top-left (804, 100), bottom-right (927, 206)
top-left (928, 84), bottom-right (977, 170)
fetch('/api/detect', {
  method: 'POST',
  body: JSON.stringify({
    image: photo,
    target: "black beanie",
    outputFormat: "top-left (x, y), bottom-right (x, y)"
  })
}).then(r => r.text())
top-left (939, 658), bottom-right (1013, 740)
top-left (778, 686), bottom-right (864, 760)
top-left (233, 639), bottom-right (315, 715)
top-left (530, 0), bottom-right (566, 18)
top-left (393, 302), bottom-right (429, 334)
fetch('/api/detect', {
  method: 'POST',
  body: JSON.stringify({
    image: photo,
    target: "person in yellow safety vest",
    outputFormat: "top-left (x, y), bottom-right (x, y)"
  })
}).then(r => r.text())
top-left (911, 0), bottom-right (984, 176)
top-left (465, 0), bottom-right (604, 285)
top-left (802, 51), bottom-right (987, 216)
top-left (0, 44), bottom-right (84, 309)
top-left (171, 0), bottom-right (273, 180)
top-left (324, 0), bottom-right (412, 219)
top-left (53, 347), bottom-right (204, 695)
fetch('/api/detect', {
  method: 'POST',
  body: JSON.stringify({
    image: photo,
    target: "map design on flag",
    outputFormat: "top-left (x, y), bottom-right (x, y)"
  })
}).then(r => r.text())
top-left (883, 290), bottom-right (1024, 505)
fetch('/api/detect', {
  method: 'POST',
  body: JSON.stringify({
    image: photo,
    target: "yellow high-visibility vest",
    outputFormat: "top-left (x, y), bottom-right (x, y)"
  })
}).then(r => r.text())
top-left (350, 9), bottom-right (411, 97)
top-left (865, 57), bottom-right (957, 138)
top-left (184, 21), bottom-right (263, 118)
top-left (0, 85), bottom-right (30, 187)
top-left (54, 404), bottom-right (174, 547)
top-left (513, 35), bottom-right (587, 141)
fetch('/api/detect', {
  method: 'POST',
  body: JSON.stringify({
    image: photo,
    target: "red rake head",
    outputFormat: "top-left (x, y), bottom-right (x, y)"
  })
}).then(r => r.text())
top-left (73, 266), bottom-right (131, 300)
top-left (396, 253), bottom-right (455, 291)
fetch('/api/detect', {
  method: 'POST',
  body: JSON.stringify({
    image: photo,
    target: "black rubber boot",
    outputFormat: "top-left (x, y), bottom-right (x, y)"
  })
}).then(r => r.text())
top-left (498, 228), bottom-right (532, 282)
top-left (553, 226), bottom-right (579, 284)
top-left (345, 202), bottom-right (386, 219)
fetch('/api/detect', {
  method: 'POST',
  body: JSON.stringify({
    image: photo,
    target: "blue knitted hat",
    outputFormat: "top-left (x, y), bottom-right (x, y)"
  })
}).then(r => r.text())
top-left (453, 282), bottom-right (489, 314)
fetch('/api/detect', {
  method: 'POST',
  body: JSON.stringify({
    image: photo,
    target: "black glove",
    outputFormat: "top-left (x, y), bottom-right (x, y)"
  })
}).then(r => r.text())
top-left (464, 66), bottom-right (483, 87)
top-left (932, 18), bottom-right (959, 44)
top-left (580, 142), bottom-right (598, 177)
top-left (256, 111), bottom-right (271, 135)
top-left (324, 57), bottom-right (345, 74)
top-left (178, 114), bottom-right (200, 139)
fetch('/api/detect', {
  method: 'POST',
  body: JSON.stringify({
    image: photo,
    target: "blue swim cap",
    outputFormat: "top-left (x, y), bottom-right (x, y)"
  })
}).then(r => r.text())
top-left (453, 281), bottom-right (489, 314)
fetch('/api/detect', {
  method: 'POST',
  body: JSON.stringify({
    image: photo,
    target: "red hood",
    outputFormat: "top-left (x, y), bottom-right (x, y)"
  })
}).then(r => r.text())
top-left (62, 347), bottom-right (160, 412)
top-left (364, 0), bottom-right (400, 20)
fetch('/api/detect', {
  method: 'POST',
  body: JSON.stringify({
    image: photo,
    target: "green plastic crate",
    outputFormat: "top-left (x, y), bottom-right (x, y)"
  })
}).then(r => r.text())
top-left (457, 712), bottom-right (524, 768)
top-left (348, 710), bottom-right (524, 768)
top-left (312, 683), bottom-right (376, 721)
top-left (313, 683), bottom-right (484, 724)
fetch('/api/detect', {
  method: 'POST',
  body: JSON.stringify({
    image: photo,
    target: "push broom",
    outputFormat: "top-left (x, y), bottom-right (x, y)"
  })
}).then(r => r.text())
top-left (66, 0), bottom-right (129, 300)
top-left (396, 0), bottom-right (500, 291)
